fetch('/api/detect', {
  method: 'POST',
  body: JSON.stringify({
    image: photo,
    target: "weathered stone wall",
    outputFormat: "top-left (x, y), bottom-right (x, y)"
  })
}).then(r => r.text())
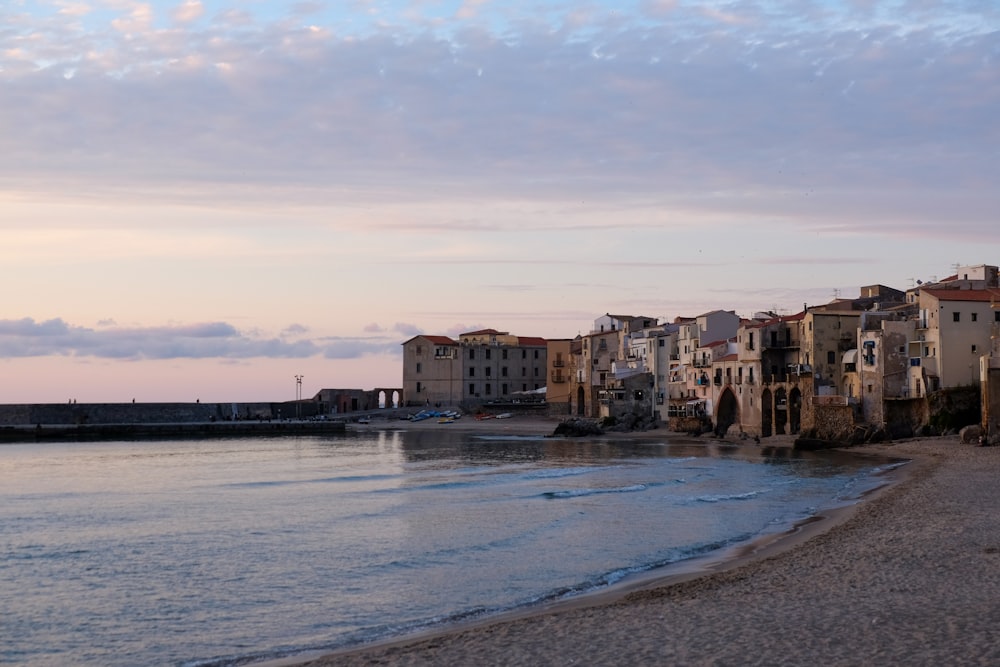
top-left (983, 361), bottom-right (1000, 445)
top-left (927, 385), bottom-right (980, 433)
top-left (884, 399), bottom-right (929, 438)
top-left (0, 402), bottom-right (277, 426)
top-left (810, 403), bottom-right (855, 441)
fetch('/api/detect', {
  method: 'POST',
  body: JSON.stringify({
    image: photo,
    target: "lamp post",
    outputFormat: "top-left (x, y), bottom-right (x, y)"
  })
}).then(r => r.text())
top-left (294, 375), bottom-right (304, 420)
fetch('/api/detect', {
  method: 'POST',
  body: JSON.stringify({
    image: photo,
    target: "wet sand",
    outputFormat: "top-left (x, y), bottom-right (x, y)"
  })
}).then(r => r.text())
top-left (284, 419), bottom-right (1000, 666)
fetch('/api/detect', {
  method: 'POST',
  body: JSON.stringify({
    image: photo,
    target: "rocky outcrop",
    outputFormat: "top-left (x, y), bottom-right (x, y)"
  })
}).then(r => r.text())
top-left (551, 419), bottom-right (604, 437)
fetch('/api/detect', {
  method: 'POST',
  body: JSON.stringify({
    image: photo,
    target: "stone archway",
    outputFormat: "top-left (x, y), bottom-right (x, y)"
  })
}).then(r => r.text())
top-left (372, 388), bottom-right (402, 409)
top-left (761, 388), bottom-right (773, 437)
top-left (774, 387), bottom-right (788, 435)
top-left (715, 387), bottom-right (740, 437)
top-left (788, 387), bottom-right (802, 434)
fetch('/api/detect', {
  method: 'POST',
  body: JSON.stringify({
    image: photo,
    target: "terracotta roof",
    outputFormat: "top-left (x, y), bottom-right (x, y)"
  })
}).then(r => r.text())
top-left (461, 328), bottom-right (503, 336)
top-left (719, 353), bottom-right (738, 361)
top-left (745, 311), bottom-right (806, 328)
top-left (517, 336), bottom-right (548, 346)
top-left (921, 288), bottom-right (1000, 302)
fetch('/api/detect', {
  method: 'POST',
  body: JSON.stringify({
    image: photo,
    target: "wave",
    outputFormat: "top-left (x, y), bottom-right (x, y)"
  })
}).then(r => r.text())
top-left (223, 473), bottom-right (402, 489)
top-left (523, 466), bottom-right (612, 480)
top-left (542, 483), bottom-right (649, 499)
top-left (692, 490), bottom-right (764, 503)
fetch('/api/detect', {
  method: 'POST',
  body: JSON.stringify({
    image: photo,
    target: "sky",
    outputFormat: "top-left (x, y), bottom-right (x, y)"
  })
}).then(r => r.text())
top-left (1, 0), bottom-right (998, 403)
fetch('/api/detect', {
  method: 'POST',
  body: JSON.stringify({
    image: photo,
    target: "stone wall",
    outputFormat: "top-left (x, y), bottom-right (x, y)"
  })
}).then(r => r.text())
top-left (810, 403), bottom-right (855, 441)
top-left (0, 402), bottom-right (277, 426)
top-left (983, 362), bottom-right (1000, 445)
top-left (884, 399), bottom-right (929, 438)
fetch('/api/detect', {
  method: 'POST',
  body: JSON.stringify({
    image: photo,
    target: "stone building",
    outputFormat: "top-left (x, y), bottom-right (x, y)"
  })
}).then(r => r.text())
top-left (911, 287), bottom-right (1000, 394)
top-left (401, 330), bottom-right (547, 408)
top-left (573, 314), bottom-right (658, 418)
top-left (545, 338), bottom-right (574, 415)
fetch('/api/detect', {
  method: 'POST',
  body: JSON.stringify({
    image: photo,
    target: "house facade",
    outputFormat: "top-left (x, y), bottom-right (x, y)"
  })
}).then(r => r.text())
top-left (401, 330), bottom-right (547, 408)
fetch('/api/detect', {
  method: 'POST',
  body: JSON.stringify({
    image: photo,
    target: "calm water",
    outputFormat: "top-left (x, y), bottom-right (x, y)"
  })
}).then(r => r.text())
top-left (0, 430), bottom-right (902, 666)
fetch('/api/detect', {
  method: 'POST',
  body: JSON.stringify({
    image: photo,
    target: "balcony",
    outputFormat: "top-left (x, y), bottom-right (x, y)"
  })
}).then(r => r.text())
top-left (553, 359), bottom-right (565, 367)
top-left (550, 372), bottom-right (567, 383)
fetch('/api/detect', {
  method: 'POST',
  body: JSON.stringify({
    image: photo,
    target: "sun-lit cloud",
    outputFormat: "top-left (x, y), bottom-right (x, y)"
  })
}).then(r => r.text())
top-left (0, 0), bottom-right (997, 400)
top-left (172, 0), bottom-right (203, 23)
top-left (0, 318), bottom-right (401, 361)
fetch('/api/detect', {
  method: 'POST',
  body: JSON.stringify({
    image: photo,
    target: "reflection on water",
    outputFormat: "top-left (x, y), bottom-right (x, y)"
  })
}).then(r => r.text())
top-left (0, 432), bottom-right (899, 667)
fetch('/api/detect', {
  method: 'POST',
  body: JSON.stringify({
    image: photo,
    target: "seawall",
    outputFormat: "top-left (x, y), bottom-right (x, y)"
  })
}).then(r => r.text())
top-left (0, 402), bottom-right (346, 442)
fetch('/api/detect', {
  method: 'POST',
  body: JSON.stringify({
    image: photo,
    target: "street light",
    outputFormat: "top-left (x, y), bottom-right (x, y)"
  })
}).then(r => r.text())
top-left (294, 375), bottom-right (304, 419)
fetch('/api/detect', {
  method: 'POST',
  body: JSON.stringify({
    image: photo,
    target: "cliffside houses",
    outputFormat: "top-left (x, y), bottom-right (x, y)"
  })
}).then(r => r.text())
top-left (401, 264), bottom-right (1000, 441)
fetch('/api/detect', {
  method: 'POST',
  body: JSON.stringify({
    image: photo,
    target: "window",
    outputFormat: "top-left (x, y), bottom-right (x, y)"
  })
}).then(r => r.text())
top-left (469, 368), bottom-right (475, 377)
top-left (469, 349), bottom-right (475, 360)
top-left (534, 350), bottom-right (539, 359)
top-left (485, 383), bottom-right (492, 395)
top-left (522, 350), bottom-right (527, 359)
top-left (469, 383), bottom-right (475, 395)
top-left (502, 383), bottom-right (508, 395)
top-left (972, 312), bottom-right (978, 322)
top-left (995, 311), bottom-right (1000, 323)
top-left (502, 367), bottom-right (508, 377)
top-left (953, 312), bottom-right (960, 322)
top-left (485, 349), bottom-right (491, 360)
top-left (485, 367), bottom-right (491, 377)
top-left (972, 345), bottom-right (978, 354)
top-left (658, 338), bottom-right (665, 347)
top-left (415, 362), bottom-right (422, 373)
top-left (534, 368), bottom-right (539, 377)
top-left (416, 382), bottom-right (422, 393)
top-left (502, 349), bottom-right (508, 360)
top-left (827, 350), bottom-right (836, 364)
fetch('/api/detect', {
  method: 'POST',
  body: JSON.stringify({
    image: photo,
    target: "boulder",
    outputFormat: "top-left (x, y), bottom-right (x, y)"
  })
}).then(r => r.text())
top-left (959, 424), bottom-right (983, 444)
top-left (552, 419), bottom-right (604, 437)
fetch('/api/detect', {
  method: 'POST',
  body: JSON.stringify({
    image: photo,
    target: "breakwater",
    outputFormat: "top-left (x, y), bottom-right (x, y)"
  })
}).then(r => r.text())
top-left (0, 402), bottom-right (346, 442)
top-left (0, 420), bottom-right (346, 442)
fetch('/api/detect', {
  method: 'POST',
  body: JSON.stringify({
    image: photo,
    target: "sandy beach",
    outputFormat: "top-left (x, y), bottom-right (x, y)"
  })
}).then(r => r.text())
top-left (285, 416), bottom-right (1000, 666)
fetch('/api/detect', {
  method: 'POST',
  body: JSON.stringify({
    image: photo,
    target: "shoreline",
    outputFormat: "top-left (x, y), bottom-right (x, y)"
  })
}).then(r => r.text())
top-left (262, 429), bottom-right (999, 667)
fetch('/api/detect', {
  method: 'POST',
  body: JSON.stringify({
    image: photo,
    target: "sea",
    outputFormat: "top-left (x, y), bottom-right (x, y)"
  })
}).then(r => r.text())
top-left (0, 428), bottom-right (905, 667)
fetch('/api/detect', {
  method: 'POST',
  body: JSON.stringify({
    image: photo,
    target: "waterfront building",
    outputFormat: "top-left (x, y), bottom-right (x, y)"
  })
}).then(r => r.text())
top-left (401, 330), bottom-right (547, 408)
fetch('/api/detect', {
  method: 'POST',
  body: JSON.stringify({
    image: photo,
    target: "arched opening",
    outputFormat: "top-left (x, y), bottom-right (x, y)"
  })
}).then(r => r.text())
top-left (761, 388), bottom-right (773, 437)
top-left (774, 387), bottom-right (788, 435)
top-left (715, 387), bottom-right (740, 437)
top-left (378, 390), bottom-right (387, 408)
top-left (576, 386), bottom-right (586, 416)
top-left (788, 387), bottom-right (802, 434)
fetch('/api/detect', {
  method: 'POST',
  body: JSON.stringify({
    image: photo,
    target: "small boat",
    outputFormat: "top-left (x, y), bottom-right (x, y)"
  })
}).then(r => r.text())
top-left (438, 417), bottom-right (455, 424)
top-left (495, 413), bottom-right (513, 419)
